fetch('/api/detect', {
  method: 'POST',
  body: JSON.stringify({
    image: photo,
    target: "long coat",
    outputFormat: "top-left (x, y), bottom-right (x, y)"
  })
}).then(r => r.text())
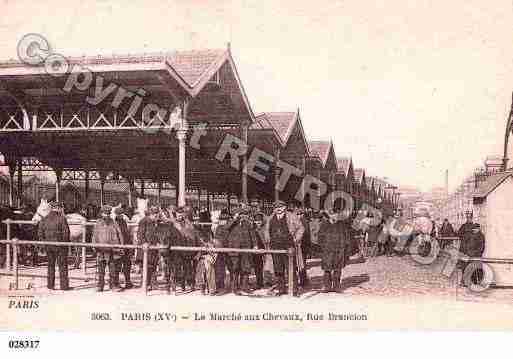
top-left (318, 220), bottom-right (348, 271)
top-left (91, 217), bottom-right (123, 260)
top-left (38, 211), bottom-right (70, 243)
top-left (460, 227), bottom-right (485, 258)
top-left (225, 220), bottom-right (256, 249)
top-left (264, 211), bottom-right (305, 247)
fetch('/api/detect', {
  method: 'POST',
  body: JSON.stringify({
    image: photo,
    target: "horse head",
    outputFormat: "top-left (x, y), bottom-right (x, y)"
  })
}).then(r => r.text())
top-left (32, 198), bottom-right (50, 223)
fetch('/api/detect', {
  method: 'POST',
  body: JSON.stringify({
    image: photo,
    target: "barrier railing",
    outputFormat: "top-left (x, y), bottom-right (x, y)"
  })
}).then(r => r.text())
top-left (0, 219), bottom-right (295, 297)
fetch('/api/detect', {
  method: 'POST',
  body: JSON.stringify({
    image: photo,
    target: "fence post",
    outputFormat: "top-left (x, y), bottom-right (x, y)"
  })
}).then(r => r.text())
top-left (288, 247), bottom-right (295, 297)
top-left (82, 224), bottom-right (87, 276)
top-left (142, 243), bottom-right (148, 294)
top-left (5, 219), bottom-right (11, 271)
top-left (12, 236), bottom-right (18, 290)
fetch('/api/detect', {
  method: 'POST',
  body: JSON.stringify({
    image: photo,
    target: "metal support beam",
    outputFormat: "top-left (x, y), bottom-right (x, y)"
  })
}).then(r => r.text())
top-left (127, 178), bottom-right (134, 208)
top-left (99, 172), bottom-right (106, 207)
top-left (274, 148), bottom-right (281, 202)
top-left (7, 160), bottom-right (16, 207)
top-left (55, 168), bottom-right (62, 203)
top-left (241, 121), bottom-right (249, 204)
top-left (17, 158), bottom-right (23, 207)
top-left (84, 170), bottom-right (90, 202)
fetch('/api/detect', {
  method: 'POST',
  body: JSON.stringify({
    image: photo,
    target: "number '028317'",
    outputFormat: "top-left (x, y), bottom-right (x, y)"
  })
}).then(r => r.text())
top-left (8, 339), bottom-right (40, 349)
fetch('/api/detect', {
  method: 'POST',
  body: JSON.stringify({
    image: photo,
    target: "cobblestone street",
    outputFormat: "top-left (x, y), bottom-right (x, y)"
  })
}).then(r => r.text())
top-left (3, 254), bottom-right (513, 306)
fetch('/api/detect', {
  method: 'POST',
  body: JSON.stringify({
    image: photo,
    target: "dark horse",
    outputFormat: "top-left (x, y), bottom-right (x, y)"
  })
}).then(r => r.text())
top-left (0, 204), bottom-right (39, 268)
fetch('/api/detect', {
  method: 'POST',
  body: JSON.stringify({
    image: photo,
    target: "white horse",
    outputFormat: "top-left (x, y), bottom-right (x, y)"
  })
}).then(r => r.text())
top-left (33, 199), bottom-right (87, 269)
top-left (210, 209), bottom-right (221, 233)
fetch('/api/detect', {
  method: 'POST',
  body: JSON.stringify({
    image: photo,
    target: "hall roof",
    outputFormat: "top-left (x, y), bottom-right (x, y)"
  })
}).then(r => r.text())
top-left (252, 110), bottom-right (309, 152)
top-left (337, 157), bottom-right (352, 176)
top-left (308, 141), bottom-right (333, 167)
top-left (354, 168), bottom-right (365, 184)
top-left (0, 46), bottom-right (255, 126)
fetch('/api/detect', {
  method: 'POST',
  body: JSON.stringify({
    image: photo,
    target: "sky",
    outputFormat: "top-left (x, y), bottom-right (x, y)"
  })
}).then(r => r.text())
top-left (1, 0), bottom-right (512, 192)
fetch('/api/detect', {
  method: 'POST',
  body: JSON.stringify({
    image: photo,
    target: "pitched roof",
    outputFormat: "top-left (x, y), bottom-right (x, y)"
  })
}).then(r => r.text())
top-left (337, 157), bottom-right (352, 176)
top-left (308, 141), bottom-right (332, 166)
top-left (252, 110), bottom-right (309, 153)
top-left (252, 112), bottom-right (296, 143)
top-left (354, 168), bottom-right (365, 183)
top-left (473, 171), bottom-right (513, 198)
top-left (166, 49), bottom-right (226, 88)
top-left (0, 47), bottom-right (255, 120)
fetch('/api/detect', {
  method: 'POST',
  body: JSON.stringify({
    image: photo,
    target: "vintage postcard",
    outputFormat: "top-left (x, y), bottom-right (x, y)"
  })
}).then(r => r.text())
top-left (1, 0), bottom-right (513, 339)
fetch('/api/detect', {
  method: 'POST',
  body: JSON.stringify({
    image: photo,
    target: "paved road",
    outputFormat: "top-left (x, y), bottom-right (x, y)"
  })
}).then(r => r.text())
top-left (2, 253), bottom-right (513, 305)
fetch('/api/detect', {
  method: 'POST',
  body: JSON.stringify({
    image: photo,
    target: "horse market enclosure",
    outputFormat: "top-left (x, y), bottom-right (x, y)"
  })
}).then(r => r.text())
top-left (0, 46), bottom-right (398, 213)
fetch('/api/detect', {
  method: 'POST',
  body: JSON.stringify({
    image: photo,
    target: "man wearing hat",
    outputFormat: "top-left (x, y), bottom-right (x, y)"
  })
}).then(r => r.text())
top-left (137, 205), bottom-right (164, 291)
top-left (457, 211), bottom-right (485, 286)
top-left (37, 201), bottom-right (71, 290)
top-left (172, 206), bottom-right (203, 291)
top-left (225, 207), bottom-right (256, 294)
top-left (252, 212), bottom-right (266, 289)
top-left (113, 206), bottom-right (134, 290)
top-left (298, 209), bottom-right (311, 288)
top-left (318, 209), bottom-right (349, 292)
top-left (213, 208), bottom-right (231, 290)
top-left (92, 205), bottom-right (124, 292)
top-left (264, 200), bottom-right (305, 295)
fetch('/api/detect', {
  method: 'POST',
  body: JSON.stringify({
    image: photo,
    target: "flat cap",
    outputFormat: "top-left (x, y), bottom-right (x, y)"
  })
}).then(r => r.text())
top-left (273, 200), bottom-right (287, 209)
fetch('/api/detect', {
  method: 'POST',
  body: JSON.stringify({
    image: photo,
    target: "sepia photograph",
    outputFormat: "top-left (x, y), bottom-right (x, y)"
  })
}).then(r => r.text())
top-left (1, 1), bottom-right (513, 346)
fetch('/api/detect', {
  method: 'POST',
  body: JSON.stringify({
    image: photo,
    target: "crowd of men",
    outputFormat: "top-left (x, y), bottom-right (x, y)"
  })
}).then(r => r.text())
top-left (31, 200), bottom-right (487, 294)
top-left (35, 199), bottom-right (365, 295)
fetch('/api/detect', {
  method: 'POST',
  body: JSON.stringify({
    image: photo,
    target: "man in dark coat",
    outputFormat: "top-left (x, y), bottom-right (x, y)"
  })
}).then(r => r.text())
top-left (172, 206), bottom-right (203, 291)
top-left (318, 210), bottom-right (348, 292)
top-left (225, 208), bottom-right (256, 294)
top-left (37, 202), bottom-right (71, 290)
top-left (113, 206), bottom-right (133, 290)
top-left (298, 209), bottom-right (311, 288)
top-left (440, 218), bottom-right (456, 249)
top-left (458, 214), bottom-right (485, 286)
top-left (137, 206), bottom-right (162, 291)
top-left (252, 212), bottom-right (266, 289)
top-left (212, 208), bottom-right (231, 291)
top-left (91, 205), bottom-right (123, 292)
top-left (457, 212), bottom-right (475, 242)
top-left (264, 200), bottom-right (305, 296)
